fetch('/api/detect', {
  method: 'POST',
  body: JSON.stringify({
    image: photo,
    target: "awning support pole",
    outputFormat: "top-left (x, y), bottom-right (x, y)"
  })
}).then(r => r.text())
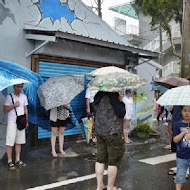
top-left (25, 40), bottom-right (49, 58)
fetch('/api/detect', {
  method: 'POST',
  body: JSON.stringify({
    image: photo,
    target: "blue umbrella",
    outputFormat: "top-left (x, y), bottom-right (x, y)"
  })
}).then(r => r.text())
top-left (0, 76), bottom-right (13, 91)
top-left (0, 78), bottom-right (31, 93)
top-left (156, 85), bottom-right (168, 93)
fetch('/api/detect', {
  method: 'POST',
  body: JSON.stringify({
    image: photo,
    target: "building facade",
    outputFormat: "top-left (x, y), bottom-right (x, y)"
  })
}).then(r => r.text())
top-left (0, 0), bottom-right (158, 156)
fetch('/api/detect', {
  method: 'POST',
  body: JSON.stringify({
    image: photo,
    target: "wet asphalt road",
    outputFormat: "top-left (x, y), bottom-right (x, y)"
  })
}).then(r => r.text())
top-left (0, 121), bottom-right (190, 190)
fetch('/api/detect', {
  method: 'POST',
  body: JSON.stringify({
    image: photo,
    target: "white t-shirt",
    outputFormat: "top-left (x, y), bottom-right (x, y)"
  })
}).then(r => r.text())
top-left (4, 93), bottom-right (28, 123)
top-left (85, 88), bottom-right (98, 103)
top-left (123, 96), bottom-right (134, 120)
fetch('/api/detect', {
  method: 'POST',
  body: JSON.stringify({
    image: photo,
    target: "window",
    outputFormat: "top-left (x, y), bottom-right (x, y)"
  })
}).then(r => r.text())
top-left (114, 17), bottom-right (126, 35)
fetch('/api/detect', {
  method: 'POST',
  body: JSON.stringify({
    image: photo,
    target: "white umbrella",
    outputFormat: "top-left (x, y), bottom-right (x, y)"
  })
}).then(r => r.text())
top-left (156, 85), bottom-right (190, 106)
top-left (0, 76), bottom-right (31, 92)
top-left (88, 66), bottom-right (128, 77)
top-left (37, 75), bottom-right (84, 110)
top-left (10, 78), bottom-right (31, 87)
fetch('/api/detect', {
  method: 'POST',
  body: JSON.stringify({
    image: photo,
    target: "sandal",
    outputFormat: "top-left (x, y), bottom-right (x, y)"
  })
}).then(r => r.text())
top-left (59, 151), bottom-right (66, 156)
top-left (112, 187), bottom-right (122, 190)
top-left (7, 162), bottom-right (15, 170)
top-left (164, 145), bottom-right (171, 150)
top-left (168, 170), bottom-right (176, 175)
top-left (51, 152), bottom-right (58, 158)
top-left (16, 160), bottom-right (26, 167)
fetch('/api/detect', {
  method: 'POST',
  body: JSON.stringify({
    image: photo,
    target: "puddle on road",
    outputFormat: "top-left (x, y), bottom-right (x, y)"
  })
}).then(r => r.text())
top-left (77, 153), bottom-right (96, 162)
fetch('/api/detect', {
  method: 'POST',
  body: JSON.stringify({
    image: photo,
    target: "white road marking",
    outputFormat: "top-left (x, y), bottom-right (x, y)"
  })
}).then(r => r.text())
top-left (170, 167), bottom-right (177, 171)
top-left (139, 153), bottom-right (176, 165)
top-left (26, 170), bottom-right (108, 190)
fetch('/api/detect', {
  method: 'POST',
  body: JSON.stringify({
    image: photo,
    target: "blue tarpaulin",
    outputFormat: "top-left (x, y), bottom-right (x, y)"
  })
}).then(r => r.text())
top-left (0, 60), bottom-right (44, 124)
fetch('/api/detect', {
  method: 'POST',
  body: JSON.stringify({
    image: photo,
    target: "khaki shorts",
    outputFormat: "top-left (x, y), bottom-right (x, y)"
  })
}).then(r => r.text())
top-left (6, 123), bottom-right (26, 146)
top-left (96, 134), bottom-right (125, 167)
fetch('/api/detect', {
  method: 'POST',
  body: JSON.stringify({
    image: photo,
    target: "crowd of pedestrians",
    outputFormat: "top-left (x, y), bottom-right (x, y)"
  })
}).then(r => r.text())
top-left (3, 80), bottom-right (190, 190)
top-left (3, 82), bottom-right (136, 190)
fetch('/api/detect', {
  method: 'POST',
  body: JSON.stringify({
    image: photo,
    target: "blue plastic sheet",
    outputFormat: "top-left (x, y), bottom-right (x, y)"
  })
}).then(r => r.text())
top-left (0, 60), bottom-right (44, 124)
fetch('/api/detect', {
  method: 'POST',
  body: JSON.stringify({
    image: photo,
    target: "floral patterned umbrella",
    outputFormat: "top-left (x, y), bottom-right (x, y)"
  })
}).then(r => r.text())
top-left (88, 66), bottom-right (128, 77)
top-left (82, 117), bottom-right (94, 144)
top-left (88, 72), bottom-right (148, 92)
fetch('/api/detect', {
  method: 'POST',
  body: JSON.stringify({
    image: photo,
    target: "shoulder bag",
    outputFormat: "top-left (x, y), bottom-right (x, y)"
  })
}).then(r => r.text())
top-left (10, 94), bottom-right (27, 131)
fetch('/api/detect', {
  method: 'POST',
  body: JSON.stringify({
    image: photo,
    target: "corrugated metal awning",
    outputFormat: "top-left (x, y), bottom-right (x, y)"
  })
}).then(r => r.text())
top-left (24, 29), bottom-right (160, 58)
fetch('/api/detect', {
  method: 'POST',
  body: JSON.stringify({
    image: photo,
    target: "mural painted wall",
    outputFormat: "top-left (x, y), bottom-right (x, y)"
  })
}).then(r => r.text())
top-left (134, 62), bottom-right (158, 127)
top-left (0, 0), bottom-right (130, 69)
top-left (23, 0), bottom-right (129, 45)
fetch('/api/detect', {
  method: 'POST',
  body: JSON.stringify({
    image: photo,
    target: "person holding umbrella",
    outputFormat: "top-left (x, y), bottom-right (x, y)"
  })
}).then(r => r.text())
top-left (49, 104), bottom-right (71, 158)
top-left (37, 75), bottom-right (84, 157)
top-left (93, 91), bottom-right (125, 190)
top-left (88, 71), bottom-right (148, 190)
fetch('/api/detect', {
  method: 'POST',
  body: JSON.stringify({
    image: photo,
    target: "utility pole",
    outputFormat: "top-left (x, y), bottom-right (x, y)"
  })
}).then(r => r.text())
top-left (97, 0), bottom-right (102, 18)
top-left (159, 22), bottom-right (163, 53)
top-left (159, 21), bottom-right (163, 77)
top-left (181, 0), bottom-right (190, 78)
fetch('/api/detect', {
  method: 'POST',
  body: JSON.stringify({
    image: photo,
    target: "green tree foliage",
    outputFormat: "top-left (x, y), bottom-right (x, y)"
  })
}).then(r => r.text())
top-left (135, 0), bottom-right (183, 58)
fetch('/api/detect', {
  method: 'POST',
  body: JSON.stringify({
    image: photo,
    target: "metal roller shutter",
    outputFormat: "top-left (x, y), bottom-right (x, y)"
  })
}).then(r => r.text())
top-left (37, 61), bottom-right (97, 139)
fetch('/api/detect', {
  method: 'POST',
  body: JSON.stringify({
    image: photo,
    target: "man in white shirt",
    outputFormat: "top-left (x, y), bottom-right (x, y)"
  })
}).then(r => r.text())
top-left (3, 83), bottom-right (28, 169)
top-left (85, 88), bottom-right (97, 115)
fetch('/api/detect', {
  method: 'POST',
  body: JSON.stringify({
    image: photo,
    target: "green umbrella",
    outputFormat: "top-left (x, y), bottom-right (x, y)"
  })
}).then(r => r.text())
top-left (88, 72), bottom-right (148, 92)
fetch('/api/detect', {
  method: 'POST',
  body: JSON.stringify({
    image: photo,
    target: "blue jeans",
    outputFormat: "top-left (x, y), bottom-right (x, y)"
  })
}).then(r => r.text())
top-left (175, 157), bottom-right (190, 184)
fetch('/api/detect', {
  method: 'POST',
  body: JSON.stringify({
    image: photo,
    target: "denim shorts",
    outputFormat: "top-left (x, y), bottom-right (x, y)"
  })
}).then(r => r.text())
top-left (175, 157), bottom-right (190, 184)
top-left (96, 134), bottom-right (125, 167)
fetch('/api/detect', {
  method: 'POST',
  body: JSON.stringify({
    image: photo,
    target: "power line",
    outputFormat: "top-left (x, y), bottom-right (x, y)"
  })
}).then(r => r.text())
top-left (113, 27), bottom-right (156, 42)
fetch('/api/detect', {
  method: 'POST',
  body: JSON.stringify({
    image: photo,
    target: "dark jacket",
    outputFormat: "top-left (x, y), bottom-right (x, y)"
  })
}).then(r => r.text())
top-left (94, 92), bottom-right (126, 136)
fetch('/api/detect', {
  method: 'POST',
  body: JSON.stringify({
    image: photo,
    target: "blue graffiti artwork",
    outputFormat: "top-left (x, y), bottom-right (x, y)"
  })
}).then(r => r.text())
top-left (39, 0), bottom-right (75, 23)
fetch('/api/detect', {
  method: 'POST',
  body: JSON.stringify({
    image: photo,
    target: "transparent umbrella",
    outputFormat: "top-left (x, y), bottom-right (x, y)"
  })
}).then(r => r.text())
top-left (156, 85), bottom-right (190, 106)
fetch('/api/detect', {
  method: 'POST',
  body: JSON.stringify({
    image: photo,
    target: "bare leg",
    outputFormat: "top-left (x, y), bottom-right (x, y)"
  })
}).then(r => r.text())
top-left (15, 144), bottom-right (21, 162)
top-left (107, 165), bottom-right (118, 190)
top-left (123, 119), bottom-right (132, 143)
top-left (168, 122), bottom-right (172, 146)
top-left (95, 162), bottom-right (105, 190)
top-left (7, 145), bottom-right (13, 163)
top-left (176, 183), bottom-right (183, 190)
top-left (59, 126), bottom-right (65, 155)
top-left (51, 127), bottom-right (58, 157)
